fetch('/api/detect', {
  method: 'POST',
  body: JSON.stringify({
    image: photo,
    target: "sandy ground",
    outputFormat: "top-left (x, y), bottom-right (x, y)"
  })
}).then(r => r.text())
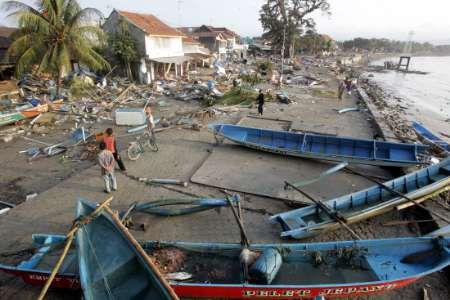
top-left (0, 66), bottom-right (449, 300)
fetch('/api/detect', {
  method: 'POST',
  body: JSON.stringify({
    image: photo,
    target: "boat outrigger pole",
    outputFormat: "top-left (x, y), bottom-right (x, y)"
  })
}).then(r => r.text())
top-left (345, 168), bottom-right (450, 224)
top-left (284, 181), bottom-right (362, 240)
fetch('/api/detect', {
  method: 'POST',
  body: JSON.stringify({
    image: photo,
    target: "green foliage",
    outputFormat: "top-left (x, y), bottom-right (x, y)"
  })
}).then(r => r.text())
top-left (296, 30), bottom-right (334, 54)
top-left (257, 61), bottom-right (273, 72)
top-left (217, 87), bottom-right (258, 106)
top-left (108, 19), bottom-right (138, 69)
top-left (240, 73), bottom-right (263, 86)
top-left (340, 38), bottom-right (435, 54)
top-left (69, 75), bottom-right (95, 99)
top-left (260, 0), bottom-right (331, 56)
top-left (3, 0), bottom-right (109, 92)
top-left (202, 94), bottom-right (215, 107)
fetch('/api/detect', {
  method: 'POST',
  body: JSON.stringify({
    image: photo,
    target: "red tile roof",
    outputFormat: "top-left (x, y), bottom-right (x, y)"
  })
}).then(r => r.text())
top-left (116, 10), bottom-right (184, 37)
top-left (197, 25), bottom-right (238, 39)
top-left (0, 27), bottom-right (15, 49)
top-left (0, 27), bottom-right (15, 38)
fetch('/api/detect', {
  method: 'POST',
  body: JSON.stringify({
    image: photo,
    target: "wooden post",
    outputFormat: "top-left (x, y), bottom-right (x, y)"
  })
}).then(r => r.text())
top-left (398, 56), bottom-right (411, 71)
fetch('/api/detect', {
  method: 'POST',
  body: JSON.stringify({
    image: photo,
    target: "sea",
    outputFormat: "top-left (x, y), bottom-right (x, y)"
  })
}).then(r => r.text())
top-left (368, 56), bottom-right (450, 140)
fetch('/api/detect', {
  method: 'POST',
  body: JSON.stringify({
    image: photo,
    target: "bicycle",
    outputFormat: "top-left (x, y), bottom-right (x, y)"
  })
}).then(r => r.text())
top-left (127, 131), bottom-right (158, 161)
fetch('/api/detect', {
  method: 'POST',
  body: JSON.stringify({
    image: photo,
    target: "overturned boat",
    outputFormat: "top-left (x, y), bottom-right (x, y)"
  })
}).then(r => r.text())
top-left (1, 234), bottom-right (450, 299)
top-left (413, 122), bottom-right (450, 152)
top-left (271, 158), bottom-right (450, 240)
top-left (76, 199), bottom-right (178, 300)
top-left (210, 124), bottom-right (428, 167)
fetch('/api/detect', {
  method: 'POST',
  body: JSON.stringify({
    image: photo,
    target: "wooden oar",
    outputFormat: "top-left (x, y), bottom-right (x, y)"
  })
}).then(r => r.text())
top-left (37, 197), bottom-right (113, 300)
top-left (345, 168), bottom-right (450, 224)
top-left (285, 181), bottom-right (362, 240)
top-left (226, 195), bottom-right (257, 283)
top-left (226, 196), bottom-right (250, 247)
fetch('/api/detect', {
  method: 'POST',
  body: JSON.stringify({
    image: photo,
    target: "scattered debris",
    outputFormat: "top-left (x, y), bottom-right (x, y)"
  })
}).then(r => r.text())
top-left (337, 107), bottom-right (359, 114)
top-left (138, 178), bottom-right (188, 187)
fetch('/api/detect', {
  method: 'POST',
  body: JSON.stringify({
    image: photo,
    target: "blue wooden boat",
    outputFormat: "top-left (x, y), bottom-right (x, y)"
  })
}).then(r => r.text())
top-left (76, 199), bottom-right (178, 300)
top-left (1, 234), bottom-right (450, 299)
top-left (413, 122), bottom-right (450, 152)
top-left (210, 124), bottom-right (428, 167)
top-left (271, 158), bottom-right (450, 239)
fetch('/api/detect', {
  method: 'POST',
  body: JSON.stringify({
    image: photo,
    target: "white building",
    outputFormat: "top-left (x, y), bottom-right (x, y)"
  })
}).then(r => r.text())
top-left (103, 10), bottom-right (189, 84)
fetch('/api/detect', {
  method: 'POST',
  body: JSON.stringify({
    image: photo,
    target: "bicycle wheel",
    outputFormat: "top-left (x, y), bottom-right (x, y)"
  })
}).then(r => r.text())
top-left (127, 143), bottom-right (142, 161)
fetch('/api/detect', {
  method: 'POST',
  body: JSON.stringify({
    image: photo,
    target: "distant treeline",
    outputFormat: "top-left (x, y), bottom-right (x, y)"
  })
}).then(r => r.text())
top-left (339, 38), bottom-right (450, 54)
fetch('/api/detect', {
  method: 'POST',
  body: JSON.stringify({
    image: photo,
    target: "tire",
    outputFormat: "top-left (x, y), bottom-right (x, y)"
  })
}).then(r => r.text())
top-left (127, 143), bottom-right (141, 161)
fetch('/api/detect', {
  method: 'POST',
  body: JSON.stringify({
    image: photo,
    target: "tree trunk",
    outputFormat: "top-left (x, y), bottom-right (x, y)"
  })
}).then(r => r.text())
top-left (289, 40), bottom-right (295, 59)
top-left (126, 61), bottom-right (133, 81)
top-left (56, 67), bottom-right (63, 98)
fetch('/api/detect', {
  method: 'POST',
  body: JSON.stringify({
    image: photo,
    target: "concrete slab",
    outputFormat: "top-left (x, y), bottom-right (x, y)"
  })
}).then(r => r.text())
top-left (191, 144), bottom-right (376, 204)
top-left (238, 116), bottom-right (290, 130)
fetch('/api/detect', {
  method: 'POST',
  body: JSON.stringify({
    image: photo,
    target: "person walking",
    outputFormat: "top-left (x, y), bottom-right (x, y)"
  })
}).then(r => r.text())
top-left (98, 141), bottom-right (117, 193)
top-left (103, 128), bottom-right (126, 171)
top-left (257, 90), bottom-right (265, 116)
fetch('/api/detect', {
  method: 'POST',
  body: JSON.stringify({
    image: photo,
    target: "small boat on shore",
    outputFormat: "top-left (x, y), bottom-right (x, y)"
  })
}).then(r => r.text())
top-left (210, 124), bottom-right (428, 167)
top-left (0, 104), bottom-right (48, 126)
top-left (271, 158), bottom-right (450, 239)
top-left (1, 234), bottom-right (450, 299)
top-left (413, 122), bottom-right (450, 152)
top-left (76, 199), bottom-right (178, 299)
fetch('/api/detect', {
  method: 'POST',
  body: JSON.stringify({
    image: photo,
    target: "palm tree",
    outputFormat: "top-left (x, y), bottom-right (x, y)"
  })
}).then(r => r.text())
top-left (3, 0), bottom-right (110, 95)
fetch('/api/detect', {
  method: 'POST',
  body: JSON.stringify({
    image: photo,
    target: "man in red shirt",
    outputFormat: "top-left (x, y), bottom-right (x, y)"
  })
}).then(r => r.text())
top-left (103, 128), bottom-right (126, 171)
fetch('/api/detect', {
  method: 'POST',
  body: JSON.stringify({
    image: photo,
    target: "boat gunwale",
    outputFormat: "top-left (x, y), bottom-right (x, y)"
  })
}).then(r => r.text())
top-left (213, 124), bottom-right (427, 166)
top-left (270, 158), bottom-right (450, 238)
top-left (2, 236), bottom-right (450, 290)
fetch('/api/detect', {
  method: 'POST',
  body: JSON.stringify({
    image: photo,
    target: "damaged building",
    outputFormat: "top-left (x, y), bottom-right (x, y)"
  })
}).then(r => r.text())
top-left (103, 10), bottom-right (190, 84)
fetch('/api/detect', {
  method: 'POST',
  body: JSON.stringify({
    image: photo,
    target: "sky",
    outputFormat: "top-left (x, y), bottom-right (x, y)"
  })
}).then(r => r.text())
top-left (1, 0), bottom-right (449, 44)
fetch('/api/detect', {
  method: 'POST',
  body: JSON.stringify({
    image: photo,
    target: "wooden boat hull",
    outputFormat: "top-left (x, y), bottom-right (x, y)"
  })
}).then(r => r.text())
top-left (413, 122), bottom-right (450, 152)
top-left (210, 124), bottom-right (428, 167)
top-left (271, 158), bottom-right (450, 239)
top-left (0, 268), bottom-right (418, 299)
top-left (21, 104), bottom-right (48, 118)
top-left (1, 235), bottom-right (449, 299)
top-left (76, 199), bottom-right (177, 300)
top-left (0, 104), bottom-right (48, 126)
top-left (0, 112), bottom-right (24, 126)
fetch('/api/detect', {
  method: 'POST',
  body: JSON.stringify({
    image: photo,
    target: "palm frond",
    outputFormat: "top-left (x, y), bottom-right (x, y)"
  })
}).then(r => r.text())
top-left (12, 10), bottom-right (51, 33)
top-left (3, 1), bottom-right (50, 26)
top-left (15, 45), bottom-right (43, 75)
top-left (63, 0), bottom-right (81, 24)
top-left (72, 25), bottom-right (106, 44)
top-left (5, 34), bottom-right (34, 59)
top-left (67, 7), bottom-right (103, 30)
top-left (7, 0), bottom-right (109, 80)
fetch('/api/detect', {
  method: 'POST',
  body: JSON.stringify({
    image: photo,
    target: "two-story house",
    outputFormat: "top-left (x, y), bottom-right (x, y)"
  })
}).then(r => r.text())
top-left (184, 25), bottom-right (247, 61)
top-left (103, 10), bottom-right (188, 84)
